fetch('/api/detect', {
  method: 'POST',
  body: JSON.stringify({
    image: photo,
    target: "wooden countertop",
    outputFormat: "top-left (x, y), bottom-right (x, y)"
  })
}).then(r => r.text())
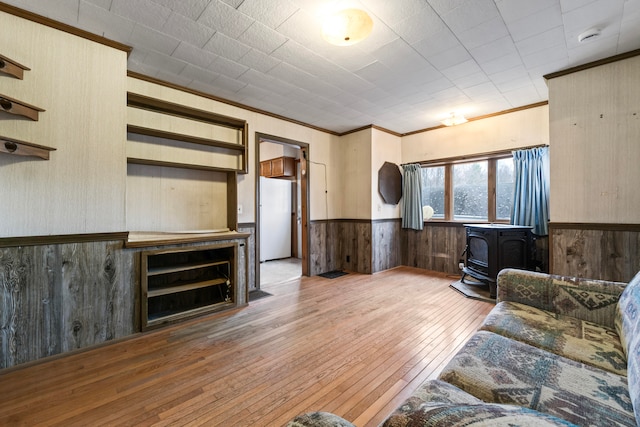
top-left (126, 229), bottom-right (250, 248)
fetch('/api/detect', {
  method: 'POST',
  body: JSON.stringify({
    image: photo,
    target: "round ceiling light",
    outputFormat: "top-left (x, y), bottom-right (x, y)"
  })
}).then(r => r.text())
top-left (321, 8), bottom-right (373, 46)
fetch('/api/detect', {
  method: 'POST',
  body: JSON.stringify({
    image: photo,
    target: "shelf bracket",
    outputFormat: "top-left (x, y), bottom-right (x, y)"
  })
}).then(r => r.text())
top-left (0, 94), bottom-right (45, 121)
top-left (0, 54), bottom-right (30, 79)
top-left (0, 135), bottom-right (56, 160)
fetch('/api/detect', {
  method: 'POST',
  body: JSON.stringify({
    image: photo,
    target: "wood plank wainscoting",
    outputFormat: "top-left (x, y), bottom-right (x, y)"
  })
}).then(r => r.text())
top-left (0, 267), bottom-right (493, 427)
top-left (309, 219), bottom-right (401, 275)
top-left (0, 234), bottom-right (136, 369)
top-left (0, 233), bottom-right (249, 369)
top-left (549, 223), bottom-right (640, 282)
top-left (401, 223), bottom-right (467, 275)
top-left (401, 223), bottom-right (550, 276)
top-left (238, 223), bottom-right (257, 291)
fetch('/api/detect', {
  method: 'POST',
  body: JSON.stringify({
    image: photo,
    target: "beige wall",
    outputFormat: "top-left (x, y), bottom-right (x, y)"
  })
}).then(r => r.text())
top-left (548, 55), bottom-right (640, 224)
top-left (371, 129), bottom-right (402, 220)
top-left (0, 11), bottom-right (128, 237)
top-left (127, 77), bottom-right (342, 225)
top-left (338, 129), bottom-right (372, 219)
top-left (401, 105), bottom-right (549, 163)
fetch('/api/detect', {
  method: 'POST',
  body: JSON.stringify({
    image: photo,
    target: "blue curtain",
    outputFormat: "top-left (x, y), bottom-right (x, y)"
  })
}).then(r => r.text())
top-left (511, 147), bottom-right (550, 235)
top-left (401, 164), bottom-right (423, 230)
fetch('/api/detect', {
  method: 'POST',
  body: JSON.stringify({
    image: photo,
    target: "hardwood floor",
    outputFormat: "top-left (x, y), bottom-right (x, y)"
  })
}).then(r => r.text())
top-left (0, 267), bottom-right (493, 427)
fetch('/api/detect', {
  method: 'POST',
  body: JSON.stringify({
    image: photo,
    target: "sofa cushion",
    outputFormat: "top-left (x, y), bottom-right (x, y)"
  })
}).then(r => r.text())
top-left (382, 380), bottom-right (578, 427)
top-left (285, 411), bottom-right (355, 427)
top-left (615, 271), bottom-right (640, 426)
top-left (497, 269), bottom-right (626, 329)
top-left (438, 331), bottom-right (635, 426)
top-left (390, 379), bottom-right (484, 407)
top-left (481, 301), bottom-right (626, 375)
top-left (383, 403), bottom-right (579, 427)
top-left (615, 271), bottom-right (640, 357)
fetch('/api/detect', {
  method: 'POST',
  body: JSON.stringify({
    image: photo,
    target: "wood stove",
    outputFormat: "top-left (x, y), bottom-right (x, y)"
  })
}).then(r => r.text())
top-left (462, 224), bottom-right (533, 298)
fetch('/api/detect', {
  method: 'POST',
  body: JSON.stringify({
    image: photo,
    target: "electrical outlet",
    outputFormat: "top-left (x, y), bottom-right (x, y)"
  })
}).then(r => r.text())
top-left (458, 262), bottom-right (464, 270)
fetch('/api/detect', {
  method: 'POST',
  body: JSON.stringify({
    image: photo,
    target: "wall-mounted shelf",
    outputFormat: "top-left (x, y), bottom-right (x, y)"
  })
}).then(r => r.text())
top-left (127, 92), bottom-right (248, 173)
top-left (0, 135), bottom-right (55, 160)
top-left (0, 54), bottom-right (30, 79)
top-left (127, 124), bottom-right (245, 153)
top-left (0, 94), bottom-right (44, 121)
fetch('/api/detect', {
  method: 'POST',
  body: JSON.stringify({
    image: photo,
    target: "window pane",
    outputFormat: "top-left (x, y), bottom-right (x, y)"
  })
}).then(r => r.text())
top-left (453, 161), bottom-right (487, 220)
top-left (421, 166), bottom-right (445, 218)
top-left (496, 157), bottom-right (514, 220)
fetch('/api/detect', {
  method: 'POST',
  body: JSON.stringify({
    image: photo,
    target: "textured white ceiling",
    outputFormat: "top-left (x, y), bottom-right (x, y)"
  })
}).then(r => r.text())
top-left (5, 0), bottom-right (640, 133)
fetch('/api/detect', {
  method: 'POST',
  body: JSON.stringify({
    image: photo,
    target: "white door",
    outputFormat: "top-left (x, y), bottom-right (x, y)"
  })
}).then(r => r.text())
top-left (260, 176), bottom-right (292, 262)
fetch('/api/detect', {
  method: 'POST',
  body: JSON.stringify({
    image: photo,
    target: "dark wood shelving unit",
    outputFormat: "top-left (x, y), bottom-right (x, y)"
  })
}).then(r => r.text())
top-left (141, 243), bottom-right (237, 330)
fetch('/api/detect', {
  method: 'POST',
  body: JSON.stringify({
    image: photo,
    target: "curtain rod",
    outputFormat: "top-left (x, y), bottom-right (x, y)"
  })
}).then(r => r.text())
top-left (400, 144), bottom-right (549, 167)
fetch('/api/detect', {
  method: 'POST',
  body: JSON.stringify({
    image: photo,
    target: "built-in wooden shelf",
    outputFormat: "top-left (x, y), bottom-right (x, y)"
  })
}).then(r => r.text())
top-left (0, 135), bottom-right (55, 160)
top-left (141, 243), bottom-right (237, 330)
top-left (147, 277), bottom-right (228, 298)
top-left (127, 157), bottom-right (241, 174)
top-left (148, 260), bottom-right (229, 276)
top-left (127, 92), bottom-right (248, 173)
top-left (0, 54), bottom-right (30, 79)
top-left (0, 94), bottom-right (44, 121)
top-left (126, 230), bottom-right (250, 249)
top-left (127, 124), bottom-right (245, 152)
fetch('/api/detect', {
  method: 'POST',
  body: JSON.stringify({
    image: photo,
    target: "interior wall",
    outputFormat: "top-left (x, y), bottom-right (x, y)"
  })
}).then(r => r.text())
top-left (338, 128), bottom-right (373, 219)
top-left (0, 11), bottom-right (128, 237)
top-left (126, 164), bottom-right (229, 232)
top-left (128, 78), bottom-right (341, 225)
top-left (401, 105), bottom-right (550, 162)
top-left (371, 129), bottom-right (402, 220)
top-left (548, 55), bottom-right (640, 224)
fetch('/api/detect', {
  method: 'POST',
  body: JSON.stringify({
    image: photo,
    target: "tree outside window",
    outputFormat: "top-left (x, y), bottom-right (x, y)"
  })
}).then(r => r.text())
top-left (453, 161), bottom-right (487, 221)
top-left (420, 155), bottom-right (514, 223)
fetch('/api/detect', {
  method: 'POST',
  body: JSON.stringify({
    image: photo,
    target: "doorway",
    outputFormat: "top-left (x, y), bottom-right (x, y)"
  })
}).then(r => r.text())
top-left (255, 133), bottom-right (309, 289)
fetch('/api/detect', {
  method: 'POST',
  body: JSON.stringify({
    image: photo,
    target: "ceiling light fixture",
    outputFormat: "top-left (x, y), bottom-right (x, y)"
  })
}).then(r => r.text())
top-left (578, 28), bottom-right (601, 43)
top-left (441, 112), bottom-right (468, 126)
top-left (321, 8), bottom-right (373, 46)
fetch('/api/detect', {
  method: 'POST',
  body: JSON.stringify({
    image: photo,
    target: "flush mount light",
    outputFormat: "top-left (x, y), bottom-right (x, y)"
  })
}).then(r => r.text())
top-left (578, 28), bottom-right (601, 43)
top-left (321, 8), bottom-right (373, 46)
top-left (441, 112), bottom-right (468, 126)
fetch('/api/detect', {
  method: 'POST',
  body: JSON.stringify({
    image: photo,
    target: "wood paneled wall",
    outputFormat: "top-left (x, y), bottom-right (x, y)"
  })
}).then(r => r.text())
top-left (238, 223), bottom-right (257, 291)
top-left (0, 239), bottom-right (136, 369)
top-left (0, 234), bottom-right (250, 369)
top-left (309, 219), bottom-right (401, 276)
top-left (550, 224), bottom-right (640, 281)
top-left (401, 223), bottom-right (467, 275)
top-left (0, 10), bottom-right (128, 238)
top-left (372, 220), bottom-right (401, 273)
top-left (547, 55), bottom-right (640, 224)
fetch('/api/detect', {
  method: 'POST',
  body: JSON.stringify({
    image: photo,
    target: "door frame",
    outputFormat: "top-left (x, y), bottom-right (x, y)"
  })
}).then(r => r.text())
top-left (255, 132), bottom-right (310, 288)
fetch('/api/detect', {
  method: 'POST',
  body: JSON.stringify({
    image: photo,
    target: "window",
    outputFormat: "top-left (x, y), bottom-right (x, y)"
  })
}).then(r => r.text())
top-left (453, 161), bottom-right (487, 221)
top-left (496, 157), bottom-right (514, 220)
top-left (420, 155), bottom-right (514, 222)
top-left (421, 166), bottom-right (445, 218)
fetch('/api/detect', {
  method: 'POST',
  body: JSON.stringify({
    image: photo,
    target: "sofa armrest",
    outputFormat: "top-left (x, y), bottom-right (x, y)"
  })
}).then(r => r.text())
top-left (497, 268), bottom-right (627, 329)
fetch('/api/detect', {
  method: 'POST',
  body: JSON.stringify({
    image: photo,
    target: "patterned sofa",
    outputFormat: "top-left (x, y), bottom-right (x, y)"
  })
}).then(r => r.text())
top-left (287, 269), bottom-right (640, 427)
